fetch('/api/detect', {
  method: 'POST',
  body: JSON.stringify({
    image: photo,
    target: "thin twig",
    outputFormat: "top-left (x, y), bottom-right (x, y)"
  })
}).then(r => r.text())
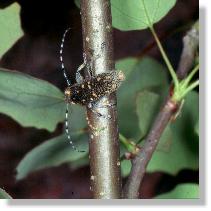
top-left (80, 0), bottom-right (121, 199)
top-left (177, 21), bottom-right (199, 80)
top-left (123, 21), bottom-right (199, 199)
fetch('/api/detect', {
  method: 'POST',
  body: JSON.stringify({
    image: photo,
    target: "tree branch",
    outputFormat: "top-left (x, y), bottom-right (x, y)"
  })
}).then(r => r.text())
top-left (177, 21), bottom-right (199, 80)
top-left (123, 21), bottom-right (199, 199)
top-left (80, 0), bottom-right (122, 199)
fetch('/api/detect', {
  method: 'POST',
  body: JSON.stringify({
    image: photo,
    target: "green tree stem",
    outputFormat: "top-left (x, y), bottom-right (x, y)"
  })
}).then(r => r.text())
top-left (182, 80), bottom-right (199, 98)
top-left (150, 26), bottom-right (179, 87)
top-left (119, 133), bottom-right (137, 153)
top-left (183, 64), bottom-right (199, 86)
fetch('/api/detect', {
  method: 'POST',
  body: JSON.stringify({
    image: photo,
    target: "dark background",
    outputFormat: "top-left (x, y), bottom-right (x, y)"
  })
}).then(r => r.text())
top-left (0, 0), bottom-right (198, 199)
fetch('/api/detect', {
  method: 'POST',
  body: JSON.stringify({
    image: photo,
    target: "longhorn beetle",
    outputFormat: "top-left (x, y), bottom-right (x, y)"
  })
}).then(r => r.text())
top-left (59, 28), bottom-right (125, 152)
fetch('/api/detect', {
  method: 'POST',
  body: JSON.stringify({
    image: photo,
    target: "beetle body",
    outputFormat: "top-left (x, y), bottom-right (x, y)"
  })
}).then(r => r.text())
top-left (64, 70), bottom-right (125, 105)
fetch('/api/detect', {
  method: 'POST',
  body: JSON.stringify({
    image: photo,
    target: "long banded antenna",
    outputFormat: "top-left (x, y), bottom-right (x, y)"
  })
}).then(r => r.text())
top-left (60, 28), bottom-right (85, 153)
top-left (65, 104), bottom-right (85, 153)
top-left (60, 28), bottom-right (71, 86)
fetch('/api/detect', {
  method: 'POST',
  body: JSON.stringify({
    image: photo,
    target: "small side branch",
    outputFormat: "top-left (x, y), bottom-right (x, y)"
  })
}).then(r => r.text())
top-left (177, 21), bottom-right (199, 80)
top-left (123, 21), bottom-right (199, 199)
top-left (80, 0), bottom-right (122, 199)
top-left (124, 99), bottom-right (178, 198)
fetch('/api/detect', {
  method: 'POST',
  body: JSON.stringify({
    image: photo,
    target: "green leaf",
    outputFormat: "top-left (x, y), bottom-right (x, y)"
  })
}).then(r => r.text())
top-left (121, 90), bottom-right (172, 178)
top-left (69, 155), bottom-right (89, 171)
top-left (74, 0), bottom-right (80, 8)
top-left (195, 121), bottom-right (199, 136)
top-left (136, 91), bottom-right (160, 137)
top-left (116, 57), bottom-right (168, 140)
top-left (65, 104), bottom-right (87, 131)
top-left (111, 0), bottom-right (176, 31)
top-left (115, 57), bottom-right (138, 78)
top-left (121, 159), bottom-right (131, 177)
top-left (0, 68), bottom-right (65, 131)
top-left (16, 133), bottom-right (88, 180)
top-left (16, 104), bottom-right (88, 180)
top-left (0, 188), bottom-right (12, 199)
top-left (155, 184), bottom-right (199, 199)
top-left (136, 90), bottom-right (172, 151)
top-left (0, 3), bottom-right (23, 57)
top-left (147, 91), bottom-right (199, 174)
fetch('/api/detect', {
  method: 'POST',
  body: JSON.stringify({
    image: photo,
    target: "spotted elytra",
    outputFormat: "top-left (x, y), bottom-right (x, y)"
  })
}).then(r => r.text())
top-left (64, 70), bottom-right (125, 106)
